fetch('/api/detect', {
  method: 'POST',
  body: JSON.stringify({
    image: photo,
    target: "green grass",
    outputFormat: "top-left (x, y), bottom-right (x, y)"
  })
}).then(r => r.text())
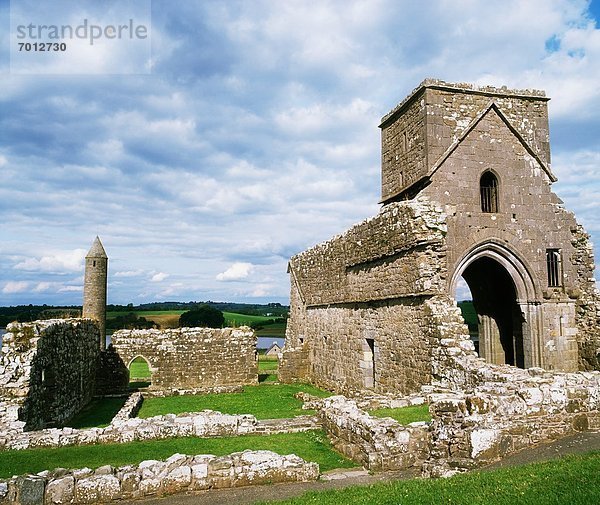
top-left (258, 373), bottom-right (278, 383)
top-left (66, 397), bottom-right (127, 429)
top-left (138, 383), bottom-right (331, 420)
top-left (0, 430), bottom-right (354, 479)
top-left (255, 322), bottom-right (287, 338)
top-left (259, 452), bottom-right (600, 505)
top-left (129, 357), bottom-right (151, 379)
top-left (258, 356), bottom-right (278, 371)
top-left (368, 404), bottom-right (431, 425)
top-left (222, 311), bottom-right (273, 326)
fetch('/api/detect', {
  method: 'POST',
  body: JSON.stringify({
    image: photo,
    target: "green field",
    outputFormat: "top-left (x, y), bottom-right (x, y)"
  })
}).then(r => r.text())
top-left (106, 310), bottom-right (285, 335)
top-left (106, 309), bottom-right (184, 318)
top-left (0, 431), bottom-right (354, 479)
top-left (138, 383), bottom-right (330, 420)
top-left (369, 404), bottom-right (431, 425)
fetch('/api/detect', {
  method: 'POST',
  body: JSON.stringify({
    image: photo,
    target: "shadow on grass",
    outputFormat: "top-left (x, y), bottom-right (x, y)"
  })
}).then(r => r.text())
top-left (67, 397), bottom-right (128, 429)
top-left (258, 373), bottom-right (278, 383)
top-left (129, 380), bottom-right (151, 390)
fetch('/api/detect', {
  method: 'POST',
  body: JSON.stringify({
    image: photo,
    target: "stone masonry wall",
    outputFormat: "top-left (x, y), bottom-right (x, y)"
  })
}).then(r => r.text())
top-left (0, 450), bottom-right (319, 504)
top-left (0, 319), bottom-right (100, 431)
top-left (280, 199), bottom-right (447, 395)
top-left (571, 224), bottom-right (600, 370)
top-left (111, 327), bottom-right (258, 390)
top-left (380, 79), bottom-right (550, 202)
top-left (317, 396), bottom-right (429, 471)
top-left (424, 294), bottom-right (600, 475)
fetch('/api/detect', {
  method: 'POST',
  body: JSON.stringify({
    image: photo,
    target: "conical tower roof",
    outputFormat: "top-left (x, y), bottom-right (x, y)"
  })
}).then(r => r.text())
top-left (86, 236), bottom-right (108, 258)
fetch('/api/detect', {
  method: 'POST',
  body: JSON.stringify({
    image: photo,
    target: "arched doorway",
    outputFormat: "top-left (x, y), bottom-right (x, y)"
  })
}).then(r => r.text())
top-left (450, 242), bottom-right (541, 369)
top-left (461, 257), bottom-right (524, 367)
top-left (128, 355), bottom-right (152, 389)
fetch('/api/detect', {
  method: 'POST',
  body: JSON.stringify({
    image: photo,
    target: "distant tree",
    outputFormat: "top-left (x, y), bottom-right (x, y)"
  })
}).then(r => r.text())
top-left (179, 305), bottom-right (225, 328)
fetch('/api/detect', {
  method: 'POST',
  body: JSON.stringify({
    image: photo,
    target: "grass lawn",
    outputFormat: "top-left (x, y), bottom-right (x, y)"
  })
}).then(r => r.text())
top-left (0, 431), bottom-right (354, 479)
top-left (138, 383), bottom-right (331, 420)
top-left (368, 404), bottom-right (431, 425)
top-left (258, 452), bottom-right (600, 505)
top-left (258, 356), bottom-right (278, 371)
top-left (66, 397), bottom-right (127, 429)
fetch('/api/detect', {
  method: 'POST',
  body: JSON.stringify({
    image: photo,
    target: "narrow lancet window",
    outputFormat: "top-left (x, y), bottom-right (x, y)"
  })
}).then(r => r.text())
top-left (480, 171), bottom-right (499, 213)
top-left (546, 249), bottom-right (562, 287)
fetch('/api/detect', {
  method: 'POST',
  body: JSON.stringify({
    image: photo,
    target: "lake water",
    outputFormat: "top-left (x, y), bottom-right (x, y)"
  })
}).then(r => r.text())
top-left (1, 328), bottom-right (284, 350)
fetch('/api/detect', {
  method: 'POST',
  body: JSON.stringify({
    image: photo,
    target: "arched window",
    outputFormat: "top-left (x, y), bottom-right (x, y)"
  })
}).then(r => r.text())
top-left (480, 171), bottom-right (499, 213)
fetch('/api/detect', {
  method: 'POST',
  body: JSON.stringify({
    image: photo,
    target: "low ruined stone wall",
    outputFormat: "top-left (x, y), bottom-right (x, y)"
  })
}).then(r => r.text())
top-left (0, 393), bottom-right (320, 452)
top-left (0, 450), bottom-right (319, 504)
top-left (0, 319), bottom-right (100, 431)
top-left (425, 295), bottom-right (600, 475)
top-left (317, 396), bottom-right (429, 471)
top-left (111, 327), bottom-right (258, 390)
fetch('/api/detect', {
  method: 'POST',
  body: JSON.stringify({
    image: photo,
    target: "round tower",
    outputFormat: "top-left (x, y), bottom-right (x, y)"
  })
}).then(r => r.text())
top-left (83, 236), bottom-right (108, 349)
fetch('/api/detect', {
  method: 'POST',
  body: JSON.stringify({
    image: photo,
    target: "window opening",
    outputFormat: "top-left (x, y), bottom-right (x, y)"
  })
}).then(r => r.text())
top-left (480, 171), bottom-right (499, 213)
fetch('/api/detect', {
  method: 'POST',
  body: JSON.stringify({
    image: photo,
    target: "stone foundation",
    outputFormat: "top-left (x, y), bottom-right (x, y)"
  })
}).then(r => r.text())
top-left (0, 450), bottom-right (319, 504)
top-left (317, 396), bottom-right (429, 471)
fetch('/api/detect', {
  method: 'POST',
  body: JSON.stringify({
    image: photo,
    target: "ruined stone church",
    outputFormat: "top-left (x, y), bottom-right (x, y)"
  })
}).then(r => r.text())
top-left (280, 79), bottom-right (600, 395)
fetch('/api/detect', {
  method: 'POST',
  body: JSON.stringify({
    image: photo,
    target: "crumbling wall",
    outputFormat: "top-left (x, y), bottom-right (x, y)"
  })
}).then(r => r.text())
top-left (317, 396), bottom-right (429, 471)
top-left (0, 450), bottom-right (319, 504)
top-left (425, 294), bottom-right (600, 475)
top-left (280, 199), bottom-right (448, 395)
top-left (570, 224), bottom-right (600, 370)
top-left (0, 319), bottom-right (100, 431)
top-left (111, 327), bottom-right (258, 390)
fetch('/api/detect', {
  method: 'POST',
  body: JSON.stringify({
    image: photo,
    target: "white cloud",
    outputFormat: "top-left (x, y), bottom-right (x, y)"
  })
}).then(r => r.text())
top-left (216, 262), bottom-right (254, 281)
top-left (14, 249), bottom-right (86, 273)
top-left (151, 272), bottom-right (170, 282)
top-left (1, 0), bottom-right (599, 306)
top-left (33, 282), bottom-right (52, 293)
top-left (114, 269), bottom-right (145, 278)
top-left (2, 281), bottom-right (30, 294)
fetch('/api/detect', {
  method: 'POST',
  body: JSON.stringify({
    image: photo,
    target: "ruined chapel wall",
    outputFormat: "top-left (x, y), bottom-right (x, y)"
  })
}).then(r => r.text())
top-left (0, 319), bottom-right (100, 431)
top-left (289, 199), bottom-right (448, 307)
top-left (571, 224), bottom-right (600, 369)
top-left (282, 199), bottom-right (448, 394)
top-left (422, 107), bottom-right (575, 296)
top-left (111, 327), bottom-right (258, 390)
top-left (380, 91), bottom-right (427, 200)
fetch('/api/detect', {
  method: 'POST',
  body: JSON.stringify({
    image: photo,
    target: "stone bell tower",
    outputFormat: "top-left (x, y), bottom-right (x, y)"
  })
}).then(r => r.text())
top-left (83, 236), bottom-right (108, 349)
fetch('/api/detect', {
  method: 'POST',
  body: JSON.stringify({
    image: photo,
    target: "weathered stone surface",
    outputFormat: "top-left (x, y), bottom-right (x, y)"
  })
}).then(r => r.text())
top-left (4, 451), bottom-right (319, 503)
top-left (45, 476), bottom-right (75, 504)
top-left (111, 327), bottom-right (258, 390)
top-left (316, 395), bottom-right (430, 471)
top-left (0, 319), bottom-right (100, 433)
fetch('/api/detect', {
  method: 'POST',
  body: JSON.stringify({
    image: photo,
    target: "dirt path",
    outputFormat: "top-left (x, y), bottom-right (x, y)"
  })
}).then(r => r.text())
top-left (121, 431), bottom-right (600, 505)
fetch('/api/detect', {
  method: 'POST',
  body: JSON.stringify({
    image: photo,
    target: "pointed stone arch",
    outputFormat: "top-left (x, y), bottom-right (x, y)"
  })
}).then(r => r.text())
top-left (450, 241), bottom-right (542, 368)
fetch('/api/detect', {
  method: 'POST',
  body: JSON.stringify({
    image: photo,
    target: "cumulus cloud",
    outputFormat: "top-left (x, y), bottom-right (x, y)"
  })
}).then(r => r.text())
top-left (151, 272), bottom-right (170, 282)
top-left (14, 249), bottom-right (86, 273)
top-left (2, 281), bottom-right (30, 294)
top-left (216, 262), bottom-right (254, 281)
top-left (1, 0), bottom-right (599, 304)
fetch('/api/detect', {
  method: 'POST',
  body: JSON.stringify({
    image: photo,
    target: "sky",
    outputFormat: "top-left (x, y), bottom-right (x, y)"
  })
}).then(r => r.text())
top-left (0, 0), bottom-right (599, 307)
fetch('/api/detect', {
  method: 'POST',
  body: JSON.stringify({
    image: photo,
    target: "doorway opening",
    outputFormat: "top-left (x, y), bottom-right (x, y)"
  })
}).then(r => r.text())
top-left (456, 256), bottom-right (525, 367)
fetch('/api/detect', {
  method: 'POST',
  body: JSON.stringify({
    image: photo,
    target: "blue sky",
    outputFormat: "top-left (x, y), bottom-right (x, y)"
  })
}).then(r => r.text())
top-left (0, 0), bottom-right (599, 306)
